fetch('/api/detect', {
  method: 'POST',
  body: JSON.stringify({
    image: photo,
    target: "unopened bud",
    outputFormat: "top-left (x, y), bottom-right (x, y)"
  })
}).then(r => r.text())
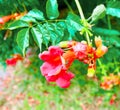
top-left (96, 45), bottom-right (108, 57)
top-left (95, 36), bottom-right (102, 47)
top-left (58, 41), bottom-right (69, 48)
top-left (87, 68), bottom-right (95, 77)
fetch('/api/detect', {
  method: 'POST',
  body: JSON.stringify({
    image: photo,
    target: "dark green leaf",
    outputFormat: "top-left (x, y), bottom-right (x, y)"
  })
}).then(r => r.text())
top-left (46, 0), bottom-right (59, 19)
top-left (91, 4), bottom-right (106, 22)
top-left (107, 1), bottom-right (120, 8)
top-left (107, 36), bottom-right (120, 47)
top-left (17, 28), bottom-right (29, 55)
top-left (7, 20), bottom-right (29, 30)
top-left (93, 27), bottom-right (120, 36)
top-left (31, 27), bottom-right (42, 51)
top-left (106, 8), bottom-right (120, 18)
top-left (27, 9), bottom-right (45, 20)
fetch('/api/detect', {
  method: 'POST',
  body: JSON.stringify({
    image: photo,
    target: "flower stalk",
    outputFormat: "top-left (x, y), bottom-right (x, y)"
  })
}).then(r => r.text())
top-left (74, 0), bottom-right (91, 46)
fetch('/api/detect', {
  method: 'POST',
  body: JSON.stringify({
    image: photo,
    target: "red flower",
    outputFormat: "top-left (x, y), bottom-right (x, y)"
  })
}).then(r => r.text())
top-left (56, 71), bottom-right (74, 88)
top-left (13, 54), bottom-right (23, 61)
top-left (0, 18), bottom-right (4, 24)
top-left (6, 54), bottom-right (23, 66)
top-left (39, 46), bottom-right (63, 63)
top-left (72, 42), bottom-right (88, 60)
top-left (109, 94), bottom-right (116, 105)
top-left (40, 62), bottom-right (63, 81)
top-left (39, 46), bottom-right (75, 88)
top-left (62, 50), bottom-right (76, 68)
top-left (6, 58), bottom-right (17, 66)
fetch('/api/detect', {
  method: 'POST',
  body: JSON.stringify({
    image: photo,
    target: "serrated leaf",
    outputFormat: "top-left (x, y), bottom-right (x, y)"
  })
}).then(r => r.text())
top-left (31, 27), bottom-right (42, 51)
top-left (106, 8), bottom-right (120, 18)
top-left (46, 0), bottom-right (59, 19)
top-left (37, 24), bottom-right (50, 47)
top-left (27, 9), bottom-right (45, 20)
top-left (21, 15), bottom-right (37, 23)
top-left (91, 4), bottom-right (106, 22)
top-left (93, 27), bottom-right (120, 36)
top-left (44, 23), bottom-right (58, 45)
top-left (7, 20), bottom-right (29, 30)
top-left (66, 13), bottom-right (83, 31)
top-left (17, 28), bottom-right (29, 55)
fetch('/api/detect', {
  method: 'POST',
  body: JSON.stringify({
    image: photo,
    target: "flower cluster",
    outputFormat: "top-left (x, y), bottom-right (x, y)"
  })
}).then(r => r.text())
top-left (100, 74), bottom-right (120, 90)
top-left (39, 46), bottom-right (75, 88)
top-left (39, 37), bottom-right (108, 88)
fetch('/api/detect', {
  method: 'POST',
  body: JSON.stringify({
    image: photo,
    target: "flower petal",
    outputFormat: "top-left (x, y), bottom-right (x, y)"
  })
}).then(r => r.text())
top-left (73, 43), bottom-right (87, 60)
top-left (40, 62), bottom-right (63, 76)
top-left (56, 71), bottom-right (74, 88)
top-left (49, 46), bottom-right (63, 56)
top-left (39, 51), bottom-right (50, 61)
top-left (56, 77), bottom-right (70, 88)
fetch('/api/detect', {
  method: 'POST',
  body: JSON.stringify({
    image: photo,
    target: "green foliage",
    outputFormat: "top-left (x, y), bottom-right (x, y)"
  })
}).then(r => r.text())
top-left (21, 15), bottom-right (37, 23)
top-left (46, 0), bottom-right (59, 19)
top-left (7, 20), bottom-right (29, 30)
top-left (66, 12), bottom-right (83, 32)
top-left (106, 8), bottom-right (120, 18)
top-left (17, 28), bottom-right (29, 55)
top-left (31, 27), bottom-right (43, 51)
top-left (93, 27), bottom-right (120, 36)
top-left (27, 9), bottom-right (45, 21)
top-left (106, 1), bottom-right (120, 18)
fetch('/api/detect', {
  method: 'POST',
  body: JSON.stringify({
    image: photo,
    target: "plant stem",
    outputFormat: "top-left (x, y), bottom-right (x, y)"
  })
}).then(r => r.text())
top-left (64, 0), bottom-right (74, 13)
top-left (75, 0), bottom-right (91, 46)
top-left (107, 15), bottom-right (112, 29)
top-left (85, 32), bottom-right (91, 46)
top-left (38, 19), bottom-right (66, 24)
top-left (74, 0), bottom-right (85, 19)
top-left (97, 59), bottom-right (107, 76)
top-left (106, 0), bottom-right (111, 29)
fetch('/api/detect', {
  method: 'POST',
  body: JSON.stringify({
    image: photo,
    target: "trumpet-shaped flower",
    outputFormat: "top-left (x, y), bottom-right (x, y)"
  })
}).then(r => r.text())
top-left (39, 46), bottom-right (75, 88)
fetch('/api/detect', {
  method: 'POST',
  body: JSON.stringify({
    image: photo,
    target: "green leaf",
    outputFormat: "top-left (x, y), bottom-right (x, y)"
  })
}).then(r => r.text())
top-left (37, 24), bottom-right (50, 47)
top-left (108, 36), bottom-right (120, 47)
top-left (21, 15), bottom-right (37, 23)
top-left (31, 27), bottom-right (42, 51)
top-left (17, 28), bottom-right (29, 55)
top-left (27, 9), bottom-right (45, 20)
top-left (66, 13), bottom-right (83, 36)
top-left (106, 8), bottom-right (120, 18)
top-left (7, 20), bottom-right (29, 30)
top-left (93, 27), bottom-right (120, 36)
top-left (91, 4), bottom-right (106, 22)
top-left (46, 0), bottom-right (59, 19)
top-left (107, 1), bottom-right (120, 8)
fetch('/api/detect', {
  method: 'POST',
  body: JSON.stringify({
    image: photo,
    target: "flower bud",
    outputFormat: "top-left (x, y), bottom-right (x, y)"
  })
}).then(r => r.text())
top-left (87, 67), bottom-right (95, 77)
top-left (96, 45), bottom-right (108, 57)
top-left (58, 41), bottom-right (69, 48)
top-left (95, 36), bottom-right (102, 48)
